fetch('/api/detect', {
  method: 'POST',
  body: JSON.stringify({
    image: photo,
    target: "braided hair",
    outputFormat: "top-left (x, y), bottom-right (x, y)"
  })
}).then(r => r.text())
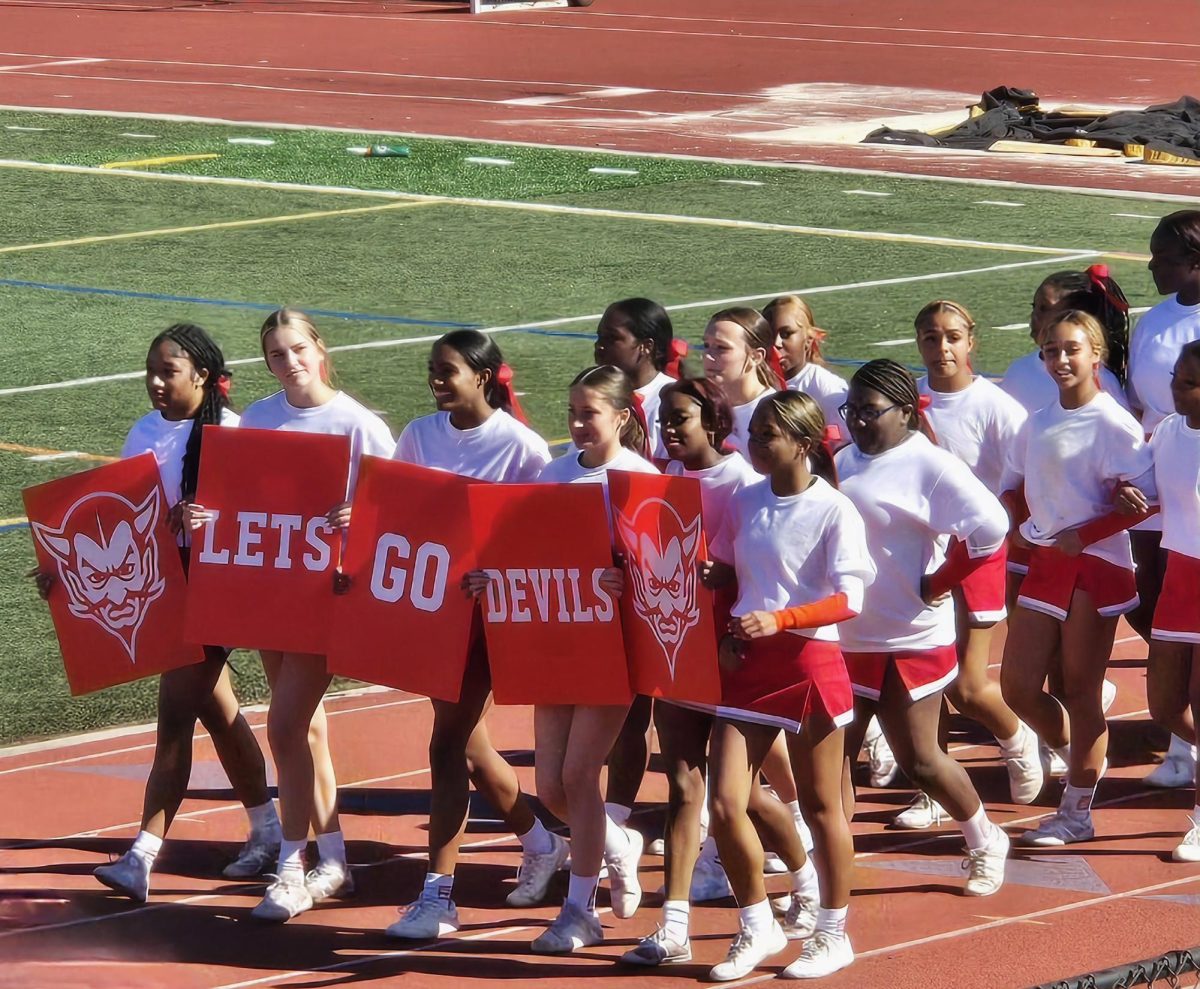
top-left (850, 359), bottom-right (935, 442)
top-left (149, 323), bottom-right (231, 501)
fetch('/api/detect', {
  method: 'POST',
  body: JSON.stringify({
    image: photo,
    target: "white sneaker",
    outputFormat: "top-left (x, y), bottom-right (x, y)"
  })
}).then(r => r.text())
top-left (1005, 725), bottom-right (1044, 805)
top-left (710, 922), bottom-right (787, 981)
top-left (305, 860), bottom-right (355, 903)
top-left (619, 925), bottom-right (692, 965)
top-left (385, 895), bottom-right (459, 939)
top-left (1145, 738), bottom-right (1197, 789)
top-left (223, 833), bottom-right (281, 879)
top-left (963, 826), bottom-right (1010, 896)
top-left (507, 832), bottom-right (570, 908)
top-left (763, 851), bottom-right (788, 875)
top-left (690, 843), bottom-right (732, 902)
top-left (1101, 678), bottom-right (1117, 714)
top-left (892, 792), bottom-right (947, 830)
top-left (647, 837), bottom-right (666, 856)
top-left (778, 892), bottom-right (817, 939)
top-left (252, 875), bottom-right (313, 922)
top-left (94, 851), bottom-right (150, 902)
top-left (1018, 810), bottom-right (1095, 847)
top-left (864, 716), bottom-right (899, 787)
top-left (530, 899), bottom-right (604, 955)
top-left (604, 825), bottom-right (643, 919)
top-left (1040, 742), bottom-right (1068, 778)
top-left (1173, 822), bottom-right (1200, 863)
top-left (780, 930), bottom-right (854, 979)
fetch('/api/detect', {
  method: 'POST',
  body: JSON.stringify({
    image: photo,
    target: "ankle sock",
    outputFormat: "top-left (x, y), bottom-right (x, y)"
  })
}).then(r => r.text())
top-left (662, 898), bottom-right (690, 943)
top-left (517, 817), bottom-right (556, 856)
top-left (422, 871), bottom-right (454, 904)
top-left (246, 800), bottom-right (281, 838)
top-left (958, 804), bottom-right (994, 852)
top-left (315, 830), bottom-right (346, 866)
top-left (566, 872), bottom-right (598, 913)
top-left (789, 857), bottom-right (820, 899)
top-left (276, 838), bottom-right (307, 882)
top-left (815, 905), bottom-right (848, 938)
top-left (739, 898), bottom-right (774, 936)
top-left (130, 830), bottom-right (162, 868)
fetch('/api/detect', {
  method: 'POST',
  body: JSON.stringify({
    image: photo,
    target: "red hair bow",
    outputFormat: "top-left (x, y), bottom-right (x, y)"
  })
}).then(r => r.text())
top-left (1086, 263), bottom-right (1129, 315)
top-left (665, 338), bottom-right (689, 379)
top-left (216, 372), bottom-right (232, 399)
top-left (916, 393), bottom-right (939, 443)
top-left (766, 346), bottom-right (787, 388)
top-left (494, 363), bottom-right (530, 424)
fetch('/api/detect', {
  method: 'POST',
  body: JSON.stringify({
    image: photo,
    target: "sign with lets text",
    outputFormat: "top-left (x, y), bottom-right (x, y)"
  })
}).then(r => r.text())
top-left (24, 453), bottom-right (203, 695)
top-left (327, 457), bottom-right (479, 701)
top-left (183, 426), bottom-right (349, 655)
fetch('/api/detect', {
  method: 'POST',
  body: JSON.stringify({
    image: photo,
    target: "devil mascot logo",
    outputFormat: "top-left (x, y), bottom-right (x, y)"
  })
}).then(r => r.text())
top-left (32, 488), bottom-right (167, 663)
top-left (615, 498), bottom-right (702, 681)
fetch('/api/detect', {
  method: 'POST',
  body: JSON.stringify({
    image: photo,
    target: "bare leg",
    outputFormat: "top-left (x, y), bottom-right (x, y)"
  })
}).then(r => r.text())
top-left (1059, 592), bottom-right (1118, 788)
top-left (605, 694), bottom-right (653, 809)
top-left (653, 702), bottom-right (712, 902)
top-left (945, 601), bottom-right (1020, 742)
top-left (1001, 607), bottom-right (1068, 750)
top-left (1148, 640), bottom-right (1196, 741)
top-left (788, 719), bottom-right (852, 908)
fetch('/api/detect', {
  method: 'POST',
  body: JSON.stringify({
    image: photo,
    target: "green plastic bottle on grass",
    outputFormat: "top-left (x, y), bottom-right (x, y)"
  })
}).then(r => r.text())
top-left (346, 144), bottom-right (410, 158)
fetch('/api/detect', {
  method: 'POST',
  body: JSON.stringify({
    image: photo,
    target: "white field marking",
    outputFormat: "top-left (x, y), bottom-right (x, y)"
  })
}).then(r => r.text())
top-left (872, 338), bottom-right (914, 347)
top-left (718, 179), bottom-right (764, 186)
top-left (227, 136), bottom-right (274, 146)
top-left (5, 125), bottom-right (48, 131)
top-left (0, 158), bottom-right (1102, 258)
top-left (0, 893), bottom-right (228, 942)
top-left (588, 165), bottom-right (639, 175)
top-left (0, 253), bottom-right (1095, 398)
top-left (994, 322), bottom-right (1029, 330)
top-left (4, 103), bottom-right (1200, 204)
top-left (845, 189), bottom-right (892, 196)
top-left (24, 451), bottom-right (85, 461)
top-left (463, 156), bottom-right (513, 165)
top-left (504, 86), bottom-right (651, 107)
top-left (0, 58), bottom-right (105, 73)
top-left (1112, 212), bottom-right (1160, 219)
top-left (119, 132), bottom-right (158, 139)
top-left (975, 200), bottom-right (1026, 207)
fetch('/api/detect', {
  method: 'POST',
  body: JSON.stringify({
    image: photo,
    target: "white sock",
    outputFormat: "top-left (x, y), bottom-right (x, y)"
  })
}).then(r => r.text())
top-left (1169, 734), bottom-right (1198, 760)
top-left (276, 838), bottom-right (306, 882)
top-left (604, 801), bottom-right (633, 828)
top-left (130, 830), bottom-right (162, 868)
top-left (422, 871), bottom-right (454, 904)
top-left (566, 872), bottom-right (599, 913)
top-left (958, 804), bottom-right (994, 852)
top-left (603, 813), bottom-right (631, 858)
top-left (517, 818), bottom-right (556, 856)
top-left (315, 830), bottom-right (346, 866)
top-left (1062, 783), bottom-right (1096, 818)
top-left (246, 800), bottom-right (281, 837)
top-left (815, 905), bottom-right (848, 938)
top-left (997, 725), bottom-right (1025, 759)
top-left (789, 857), bottom-right (820, 899)
top-left (739, 898), bottom-right (774, 936)
top-left (662, 899), bottom-right (690, 943)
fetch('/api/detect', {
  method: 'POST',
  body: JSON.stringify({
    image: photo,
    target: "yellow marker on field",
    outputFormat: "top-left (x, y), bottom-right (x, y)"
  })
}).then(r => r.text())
top-left (100, 153), bottom-right (222, 170)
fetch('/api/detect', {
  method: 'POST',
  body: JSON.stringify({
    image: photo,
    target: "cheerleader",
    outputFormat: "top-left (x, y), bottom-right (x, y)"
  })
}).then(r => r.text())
top-left (49, 324), bottom-right (278, 902)
top-left (909, 301), bottom-right (1041, 821)
top-left (836, 360), bottom-right (1011, 894)
top-left (700, 391), bottom-right (871, 981)
top-left (188, 309), bottom-right (394, 920)
top-left (1137, 340), bottom-right (1200, 859)
top-left (763, 295), bottom-right (849, 446)
top-left (1000, 311), bottom-right (1156, 845)
top-left (620, 377), bottom-right (758, 966)
top-left (703, 307), bottom-right (784, 454)
top-left (385, 330), bottom-right (562, 939)
top-left (1127, 211), bottom-right (1200, 788)
top-left (525, 365), bottom-right (658, 954)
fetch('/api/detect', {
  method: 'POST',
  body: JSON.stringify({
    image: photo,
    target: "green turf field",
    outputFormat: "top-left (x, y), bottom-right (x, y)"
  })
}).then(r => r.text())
top-left (0, 107), bottom-right (1183, 744)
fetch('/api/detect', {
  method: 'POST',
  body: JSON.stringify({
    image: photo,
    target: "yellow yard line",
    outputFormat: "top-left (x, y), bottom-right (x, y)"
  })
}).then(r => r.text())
top-left (0, 517), bottom-right (29, 527)
top-left (100, 153), bottom-right (221, 170)
top-left (0, 199), bottom-right (438, 256)
top-left (0, 441), bottom-right (116, 462)
top-left (1102, 250), bottom-right (1152, 262)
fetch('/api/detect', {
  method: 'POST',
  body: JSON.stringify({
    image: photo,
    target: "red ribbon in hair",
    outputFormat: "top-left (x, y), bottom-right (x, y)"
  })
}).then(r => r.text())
top-left (216, 372), bottom-right (232, 399)
top-left (916, 393), bottom-right (939, 444)
top-left (630, 391), bottom-right (653, 461)
top-left (809, 326), bottom-right (829, 363)
top-left (1086, 263), bottom-right (1129, 314)
top-left (820, 423), bottom-right (842, 483)
top-left (665, 338), bottom-right (689, 379)
top-left (766, 346), bottom-right (787, 389)
top-left (494, 363), bottom-right (530, 425)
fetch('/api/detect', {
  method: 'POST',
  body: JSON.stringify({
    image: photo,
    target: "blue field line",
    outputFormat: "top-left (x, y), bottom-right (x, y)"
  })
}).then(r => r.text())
top-left (0, 522), bottom-right (30, 535)
top-left (0, 278), bottom-right (481, 329)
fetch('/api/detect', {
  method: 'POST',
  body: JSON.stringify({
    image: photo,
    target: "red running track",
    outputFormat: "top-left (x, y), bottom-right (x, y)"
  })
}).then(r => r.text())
top-left (0, 0), bottom-right (1198, 196)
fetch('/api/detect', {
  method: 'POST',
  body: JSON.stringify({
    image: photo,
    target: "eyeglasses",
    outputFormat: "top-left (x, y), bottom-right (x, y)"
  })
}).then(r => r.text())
top-left (838, 402), bottom-right (901, 423)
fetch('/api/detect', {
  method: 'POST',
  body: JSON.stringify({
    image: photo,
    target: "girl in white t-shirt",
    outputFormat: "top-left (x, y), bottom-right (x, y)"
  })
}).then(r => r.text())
top-left (1001, 311), bottom-right (1156, 846)
top-left (52, 324), bottom-right (277, 903)
top-left (621, 377), bottom-right (757, 967)
top-left (385, 331), bottom-right (558, 940)
top-left (836, 360), bottom-right (1011, 897)
top-left (912, 301), bottom-right (1040, 814)
top-left (702, 391), bottom-right (871, 982)
top-left (516, 365), bottom-right (657, 955)
top-left (703, 307), bottom-right (785, 455)
top-left (763, 295), bottom-right (849, 448)
top-left (188, 309), bottom-right (394, 922)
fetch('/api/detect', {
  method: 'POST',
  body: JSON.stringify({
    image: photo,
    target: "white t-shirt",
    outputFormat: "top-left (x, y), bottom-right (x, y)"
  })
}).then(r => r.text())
top-left (122, 407), bottom-right (240, 508)
top-left (714, 476), bottom-right (875, 642)
top-left (1127, 296), bottom-right (1200, 434)
top-left (1002, 392), bottom-right (1155, 569)
top-left (538, 446), bottom-right (660, 515)
top-left (1001, 350), bottom-right (1129, 414)
top-left (786, 363), bottom-right (849, 446)
top-left (665, 452), bottom-right (760, 542)
top-left (636, 371), bottom-right (675, 460)
top-left (727, 389), bottom-right (774, 455)
top-left (917, 375), bottom-right (1027, 495)
top-left (239, 390), bottom-right (394, 495)
top-left (1149, 413), bottom-right (1200, 559)
top-left (836, 432), bottom-right (1009, 652)
top-left (394, 409), bottom-right (551, 483)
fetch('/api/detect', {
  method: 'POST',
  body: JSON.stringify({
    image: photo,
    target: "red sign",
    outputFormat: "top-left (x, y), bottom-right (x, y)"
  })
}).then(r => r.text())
top-left (609, 471), bottom-right (721, 704)
top-left (468, 483), bottom-right (631, 706)
top-left (327, 458), bottom-right (478, 701)
top-left (183, 426), bottom-right (350, 654)
top-left (24, 454), bottom-right (203, 695)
